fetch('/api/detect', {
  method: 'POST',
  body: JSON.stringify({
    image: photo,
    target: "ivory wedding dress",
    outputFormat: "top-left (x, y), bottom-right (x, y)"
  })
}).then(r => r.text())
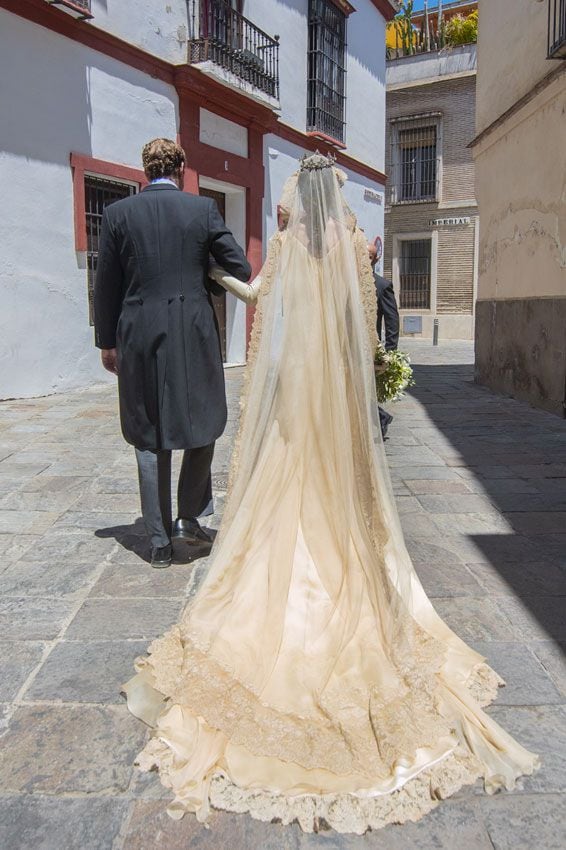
top-left (124, 154), bottom-right (538, 834)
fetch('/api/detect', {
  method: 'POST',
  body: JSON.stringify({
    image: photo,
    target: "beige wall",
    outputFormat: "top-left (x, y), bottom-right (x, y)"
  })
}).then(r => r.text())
top-left (474, 69), bottom-right (566, 302)
top-left (476, 0), bottom-right (551, 133)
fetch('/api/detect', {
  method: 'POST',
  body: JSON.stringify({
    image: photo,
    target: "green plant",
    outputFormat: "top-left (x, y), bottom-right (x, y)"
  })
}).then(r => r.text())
top-left (392, 0), bottom-right (416, 56)
top-left (445, 10), bottom-right (478, 46)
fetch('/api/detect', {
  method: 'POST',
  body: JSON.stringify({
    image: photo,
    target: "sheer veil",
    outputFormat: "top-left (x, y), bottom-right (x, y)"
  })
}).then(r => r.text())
top-left (124, 154), bottom-right (539, 835)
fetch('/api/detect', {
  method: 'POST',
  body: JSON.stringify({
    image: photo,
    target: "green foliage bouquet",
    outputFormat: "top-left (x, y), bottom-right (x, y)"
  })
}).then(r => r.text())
top-left (374, 346), bottom-right (415, 403)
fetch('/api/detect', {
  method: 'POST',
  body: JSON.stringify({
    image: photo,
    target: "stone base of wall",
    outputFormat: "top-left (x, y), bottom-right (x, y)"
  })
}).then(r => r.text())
top-left (475, 298), bottom-right (566, 417)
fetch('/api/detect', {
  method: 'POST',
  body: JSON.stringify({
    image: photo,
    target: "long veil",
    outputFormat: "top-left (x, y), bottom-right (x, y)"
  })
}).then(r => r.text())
top-left (124, 154), bottom-right (538, 834)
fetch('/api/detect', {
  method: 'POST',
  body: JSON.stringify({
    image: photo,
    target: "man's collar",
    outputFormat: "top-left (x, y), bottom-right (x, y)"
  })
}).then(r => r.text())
top-left (150, 177), bottom-right (178, 187)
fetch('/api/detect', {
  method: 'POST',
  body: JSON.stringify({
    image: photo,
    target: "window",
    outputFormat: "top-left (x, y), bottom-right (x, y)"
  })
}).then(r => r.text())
top-left (390, 117), bottom-right (440, 203)
top-left (85, 176), bottom-right (136, 325)
top-left (399, 239), bottom-right (432, 310)
top-left (548, 0), bottom-right (566, 58)
top-left (45, 0), bottom-right (93, 20)
top-left (190, 0), bottom-right (280, 98)
top-left (307, 0), bottom-right (347, 144)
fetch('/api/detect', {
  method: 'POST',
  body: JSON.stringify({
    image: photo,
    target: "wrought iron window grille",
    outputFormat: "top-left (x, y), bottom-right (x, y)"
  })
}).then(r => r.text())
top-left (307, 0), bottom-right (347, 144)
top-left (188, 0), bottom-right (280, 99)
top-left (85, 176), bottom-right (137, 326)
top-left (399, 239), bottom-right (432, 310)
top-left (44, 0), bottom-right (93, 20)
top-left (389, 116), bottom-right (441, 204)
top-left (548, 0), bottom-right (566, 58)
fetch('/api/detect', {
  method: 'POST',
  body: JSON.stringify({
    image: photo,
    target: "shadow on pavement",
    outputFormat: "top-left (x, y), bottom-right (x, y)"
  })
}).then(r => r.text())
top-left (94, 519), bottom-right (216, 564)
top-left (406, 360), bottom-right (566, 647)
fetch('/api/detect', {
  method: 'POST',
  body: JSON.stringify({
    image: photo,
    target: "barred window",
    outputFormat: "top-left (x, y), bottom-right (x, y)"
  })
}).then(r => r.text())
top-left (399, 239), bottom-right (432, 310)
top-left (46, 1), bottom-right (93, 20)
top-left (307, 0), bottom-right (347, 143)
top-left (85, 175), bottom-right (137, 325)
top-left (390, 117), bottom-right (440, 203)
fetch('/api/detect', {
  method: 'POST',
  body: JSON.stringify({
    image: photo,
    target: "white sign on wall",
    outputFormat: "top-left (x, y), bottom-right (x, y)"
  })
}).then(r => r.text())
top-left (429, 217), bottom-right (471, 226)
top-left (364, 189), bottom-right (383, 204)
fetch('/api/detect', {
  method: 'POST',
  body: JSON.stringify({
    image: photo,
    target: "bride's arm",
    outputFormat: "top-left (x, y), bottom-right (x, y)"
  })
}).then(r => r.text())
top-left (208, 263), bottom-right (262, 305)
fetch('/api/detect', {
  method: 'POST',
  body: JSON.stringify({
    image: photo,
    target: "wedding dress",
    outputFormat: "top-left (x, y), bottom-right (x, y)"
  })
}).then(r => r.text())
top-left (123, 154), bottom-right (538, 835)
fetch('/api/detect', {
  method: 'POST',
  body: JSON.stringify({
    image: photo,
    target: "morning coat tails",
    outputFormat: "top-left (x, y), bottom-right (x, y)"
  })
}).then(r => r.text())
top-left (94, 183), bottom-right (251, 451)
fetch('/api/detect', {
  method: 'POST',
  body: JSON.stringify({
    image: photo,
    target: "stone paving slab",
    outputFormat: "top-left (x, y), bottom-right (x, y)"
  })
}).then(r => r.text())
top-left (88, 561), bottom-right (193, 598)
top-left (529, 640), bottom-right (566, 697)
top-left (0, 597), bottom-right (77, 641)
top-left (470, 641), bottom-right (563, 705)
top-left (0, 641), bottom-right (45, 701)
top-left (26, 640), bottom-right (149, 704)
top-left (487, 705), bottom-right (566, 793)
top-left (0, 796), bottom-right (130, 850)
top-left (0, 561), bottom-right (101, 598)
top-left (0, 343), bottom-right (564, 848)
top-left (466, 559), bottom-right (566, 597)
top-left (65, 598), bottom-right (184, 641)
top-left (0, 704), bottom-right (147, 793)
top-left (480, 794), bottom-right (566, 850)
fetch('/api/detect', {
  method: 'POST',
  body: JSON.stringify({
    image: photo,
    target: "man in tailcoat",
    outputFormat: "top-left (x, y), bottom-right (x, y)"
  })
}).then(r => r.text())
top-left (368, 242), bottom-right (400, 438)
top-left (94, 138), bottom-right (251, 567)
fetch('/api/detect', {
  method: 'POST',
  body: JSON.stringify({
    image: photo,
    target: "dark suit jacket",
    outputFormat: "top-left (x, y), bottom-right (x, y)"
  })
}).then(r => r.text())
top-left (375, 272), bottom-right (400, 351)
top-left (94, 184), bottom-right (251, 450)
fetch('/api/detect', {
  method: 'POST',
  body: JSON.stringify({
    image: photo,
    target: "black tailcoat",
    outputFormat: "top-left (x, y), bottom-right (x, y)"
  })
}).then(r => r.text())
top-left (375, 272), bottom-right (400, 351)
top-left (94, 184), bottom-right (251, 450)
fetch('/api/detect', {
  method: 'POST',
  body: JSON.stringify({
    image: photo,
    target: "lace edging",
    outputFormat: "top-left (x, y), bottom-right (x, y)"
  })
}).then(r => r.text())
top-left (205, 748), bottom-right (483, 834)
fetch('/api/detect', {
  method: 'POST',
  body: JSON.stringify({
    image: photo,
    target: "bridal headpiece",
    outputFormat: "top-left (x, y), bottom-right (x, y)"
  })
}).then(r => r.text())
top-left (299, 151), bottom-right (336, 172)
top-left (299, 151), bottom-right (348, 187)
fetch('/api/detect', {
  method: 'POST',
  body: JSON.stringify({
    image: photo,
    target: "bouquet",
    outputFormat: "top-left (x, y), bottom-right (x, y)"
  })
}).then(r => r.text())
top-left (374, 345), bottom-right (415, 403)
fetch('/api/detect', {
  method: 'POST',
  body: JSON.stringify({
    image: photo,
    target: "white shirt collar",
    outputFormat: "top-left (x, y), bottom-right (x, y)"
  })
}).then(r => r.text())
top-left (150, 177), bottom-right (178, 187)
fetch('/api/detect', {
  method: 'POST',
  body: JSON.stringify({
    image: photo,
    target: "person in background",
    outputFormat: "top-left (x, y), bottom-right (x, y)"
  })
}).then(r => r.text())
top-left (368, 241), bottom-right (400, 438)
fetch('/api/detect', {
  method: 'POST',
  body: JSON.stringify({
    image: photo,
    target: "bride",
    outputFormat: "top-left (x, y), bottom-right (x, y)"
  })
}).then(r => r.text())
top-left (124, 153), bottom-right (538, 834)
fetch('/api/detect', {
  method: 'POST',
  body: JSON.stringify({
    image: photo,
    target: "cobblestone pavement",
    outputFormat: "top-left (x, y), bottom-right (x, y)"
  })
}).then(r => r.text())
top-left (0, 341), bottom-right (565, 850)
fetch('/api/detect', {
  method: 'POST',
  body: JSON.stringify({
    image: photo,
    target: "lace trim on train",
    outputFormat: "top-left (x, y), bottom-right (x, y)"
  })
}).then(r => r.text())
top-left (134, 625), bottom-right (502, 781)
top-left (206, 748), bottom-right (483, 834)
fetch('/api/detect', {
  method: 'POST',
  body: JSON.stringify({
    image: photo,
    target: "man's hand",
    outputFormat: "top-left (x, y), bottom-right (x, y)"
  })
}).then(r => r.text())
top-left (101, 348), bottom-right (119, 375)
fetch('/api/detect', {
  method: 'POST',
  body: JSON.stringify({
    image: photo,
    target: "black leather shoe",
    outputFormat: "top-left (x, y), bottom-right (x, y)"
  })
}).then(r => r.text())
top-left (380, 411), bottom-right (393, 439)
top-left (151, 543), bottom-right (172, 569)
top-left (172, 518), bottom-right (213, 545)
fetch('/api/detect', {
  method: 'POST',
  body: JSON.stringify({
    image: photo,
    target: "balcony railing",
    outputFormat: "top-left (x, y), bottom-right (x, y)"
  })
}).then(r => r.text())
top-left (189, 1), bottom-right (279, 99)
top-left (548, 0), bottom-right (566, 58)
top-left (45, 0), bottom-right (93, 20)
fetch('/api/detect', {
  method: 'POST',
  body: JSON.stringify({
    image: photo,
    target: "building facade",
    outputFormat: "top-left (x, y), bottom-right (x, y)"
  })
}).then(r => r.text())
top-left (0, 0), bottom-right (398, 398)
top-left (471, 0), bottom-right (566, 416)
top-left (383, 35), bottom-right (478, 341)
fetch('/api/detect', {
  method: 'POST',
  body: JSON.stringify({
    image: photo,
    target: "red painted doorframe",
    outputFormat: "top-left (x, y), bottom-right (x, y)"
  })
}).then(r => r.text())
top-left (178, 95), bottom-right (264, 346)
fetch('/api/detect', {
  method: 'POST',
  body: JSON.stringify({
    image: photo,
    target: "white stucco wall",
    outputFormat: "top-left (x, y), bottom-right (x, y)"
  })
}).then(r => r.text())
top-left (476, 0), bottom-right (551, 133)
top-left (90, 0), bottom-right (188, 64)
top-left (263, 135), bottom-right (385, 260)
top-left (200, 108), bottom-right (248, 157)
top-left (0, 10), bottom-right (179, 399)
top-left (344, 0), bottom-right (387, 169)
top-left (244, 0), bottom-right (308, 130)
top-left (248, 0), bottom-right (387, 170)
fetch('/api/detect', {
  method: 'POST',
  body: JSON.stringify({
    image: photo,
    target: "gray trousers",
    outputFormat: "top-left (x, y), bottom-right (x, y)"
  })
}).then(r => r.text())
top-left (135, 444), bottom-right (215, 548)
